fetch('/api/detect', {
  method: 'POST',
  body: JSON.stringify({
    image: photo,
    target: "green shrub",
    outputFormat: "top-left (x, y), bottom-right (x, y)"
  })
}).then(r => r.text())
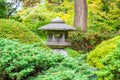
top-left (96, 41), bottom-right (120, 80)
top-left (27, 54), bottom-right (93, 80)
top-left (88, 0), bottom-right (120, 32)
top-left (0, 38), bottom-right (65, 80)
top-left (22, 20), bottom-right (49, 40)
top-left (65, 48), bottom-right (81, 57)
top-left (0, 38), bottom-right (94, 80)
top-left (70, 30), bottom-right (120, 52)
top-left (0, 19), bottom-right (43, 44)
top-left (87, 36), bottom-right (120, 68)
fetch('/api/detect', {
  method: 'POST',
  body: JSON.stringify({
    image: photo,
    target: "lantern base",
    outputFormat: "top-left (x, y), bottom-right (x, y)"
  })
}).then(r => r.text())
top-left (53, 49), bottom-right (68, 56)
top-left (46, 42), bottom-right (71, 49)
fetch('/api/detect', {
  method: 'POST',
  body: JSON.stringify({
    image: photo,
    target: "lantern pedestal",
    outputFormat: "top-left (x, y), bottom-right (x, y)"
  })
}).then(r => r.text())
top-left (53, 49), bottom-right (68, 56)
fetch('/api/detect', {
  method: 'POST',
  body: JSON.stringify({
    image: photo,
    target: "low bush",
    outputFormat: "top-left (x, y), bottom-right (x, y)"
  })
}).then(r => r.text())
top-left (70, 30), bottom-right (120, 52)
top-left (65, 48), bottom-right (82, 57)
top-left (27, 54), bottom-right (94, 80)
top-left (22, 20), bottom-right (49, 40)
top-left (96, 41), bottom-right (120, 80)
top-left (0, 38), bottom-right (94, 80)
top-left (87, 36), bottom-right (120, 68)
top-left (0, 19), bottom-right (43, 44)
top-left (0, 38), bottom-right (64, 80)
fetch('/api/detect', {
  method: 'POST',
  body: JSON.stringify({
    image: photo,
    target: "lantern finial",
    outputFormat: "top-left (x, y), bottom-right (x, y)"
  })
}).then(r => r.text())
top-left (51, 17), bottom-right (65, 23)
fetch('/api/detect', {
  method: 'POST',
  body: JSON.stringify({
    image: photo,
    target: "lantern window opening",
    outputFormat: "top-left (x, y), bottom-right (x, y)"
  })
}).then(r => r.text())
top-left (65, 33), bottom-right (68, 41)
top-left (55, 33), bottom-right (62, 42)
top-left (55, 33), bottom-right (62, 38)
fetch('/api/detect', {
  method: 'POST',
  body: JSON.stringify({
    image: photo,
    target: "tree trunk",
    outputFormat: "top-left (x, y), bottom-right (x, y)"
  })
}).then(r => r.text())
top-left (74, 0), bottom-right (88, 31)
top-left (74, 0), bottom-right (82, 28)
top-left (81, 0), bottom-right (87, 31)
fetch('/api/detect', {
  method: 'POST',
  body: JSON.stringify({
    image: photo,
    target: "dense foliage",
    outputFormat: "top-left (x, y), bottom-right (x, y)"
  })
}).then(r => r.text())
top-left (46, 0), bottom-right (74, 25)
top-left (96, 41), bottom-right (120, 80)
top-left (13, 3), bottom-right (74, 38)
top-left (0, 38), bottom-right (64, 80)
top-left (0, 0), bottom-right (119, 79)
top-left (0, 0), bottom-right (21, 18)
top-left (0, 0), bottom-right (6, 18)
top-left (65, 48), bottom-right (81, 57)
top-left (70, 30), bottom-right (120, 52)
top-left (87, 36), bottom-right (120, 68)
top-left (46, 0), bottom-right (74, 13)
top-left (0, 38), bottom-right (94, 80)
top-left (28, 55), bottom-right (93, 80)
top-left (13, 4), bottom-right (54, 38)
top-left (88, 0), bottom-right (120, 32)
top-left (0, 19), bottom-right (43, 44)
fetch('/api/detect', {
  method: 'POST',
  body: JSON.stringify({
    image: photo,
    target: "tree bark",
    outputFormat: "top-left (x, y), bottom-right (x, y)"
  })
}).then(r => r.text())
top-left (74, 0), bottom-right (82, 28)
top-left (74, 0), bottom-right (88, 31)
top-left (81, 0), bottom-right (87, 31)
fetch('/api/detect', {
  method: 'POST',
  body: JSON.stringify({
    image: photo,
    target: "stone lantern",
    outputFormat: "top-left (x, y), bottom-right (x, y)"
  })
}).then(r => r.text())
top-left (38, 17), bottom-right (76, 55)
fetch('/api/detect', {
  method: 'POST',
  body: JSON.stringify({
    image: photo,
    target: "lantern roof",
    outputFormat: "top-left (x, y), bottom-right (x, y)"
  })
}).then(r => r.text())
top-left (38, 17), bottom-right (76, 31)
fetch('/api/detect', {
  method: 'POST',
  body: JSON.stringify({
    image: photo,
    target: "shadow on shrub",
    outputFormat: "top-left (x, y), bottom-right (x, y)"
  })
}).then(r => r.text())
top-left (70, 30), bottom-right (120, 52)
